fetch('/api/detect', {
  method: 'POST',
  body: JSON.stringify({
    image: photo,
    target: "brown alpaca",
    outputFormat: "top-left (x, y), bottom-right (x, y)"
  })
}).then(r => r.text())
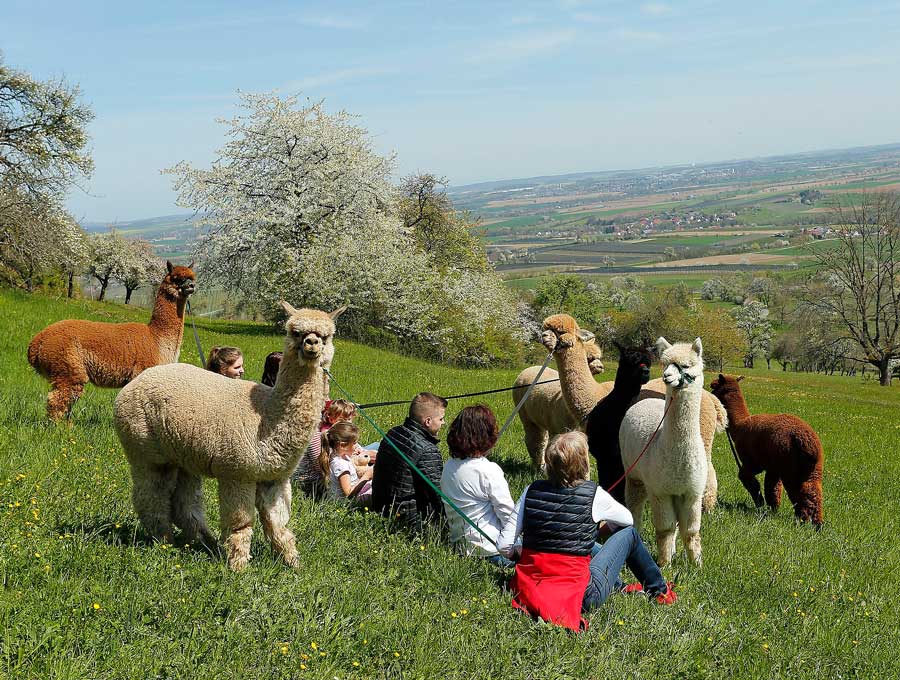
top-left (540, 313), bottom-right (727, 511)
top-left (710, 374), bottom-right (824, 527)
top-left (27, 261), bottom-right (196, 420)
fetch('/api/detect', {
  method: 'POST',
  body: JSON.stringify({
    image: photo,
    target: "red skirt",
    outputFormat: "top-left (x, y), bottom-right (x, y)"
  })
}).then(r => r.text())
top-left (509, 548), bottom-right (591, 631)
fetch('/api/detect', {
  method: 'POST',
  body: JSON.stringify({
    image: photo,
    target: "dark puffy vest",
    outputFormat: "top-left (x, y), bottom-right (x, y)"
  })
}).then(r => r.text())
top-left (522, 480), bottom-right (598, 556)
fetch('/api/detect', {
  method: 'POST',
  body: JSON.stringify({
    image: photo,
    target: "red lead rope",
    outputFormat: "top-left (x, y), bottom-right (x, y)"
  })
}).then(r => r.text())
top-left (604, 396), bottom-right (674, 494)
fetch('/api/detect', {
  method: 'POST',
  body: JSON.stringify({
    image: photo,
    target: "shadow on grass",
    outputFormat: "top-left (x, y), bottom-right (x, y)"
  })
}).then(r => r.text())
top-left (56, 517), bottom-right (223, 558)
top-left (190, 318), bottom-right (279, 337)
top-left (714, 498), bottom-right (767, 516)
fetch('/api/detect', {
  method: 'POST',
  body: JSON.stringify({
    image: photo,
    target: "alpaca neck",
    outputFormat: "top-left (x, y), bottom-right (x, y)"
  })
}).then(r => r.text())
top-left (555, 343), bottom-right (600, 420)
top-left (148, 288), bottom-right (186, 337)
top-left (613, 369), bottom-right (643, 399)
top-left (718, 389), bottom-right (751, 428)
top-left (260, 353), bottom-right (326, 465)
top-left (661, 383), bottom-right (703, 450)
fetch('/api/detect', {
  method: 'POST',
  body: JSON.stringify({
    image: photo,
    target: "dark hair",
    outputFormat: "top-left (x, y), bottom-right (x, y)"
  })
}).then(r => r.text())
top-left (447, 405), bottom-right (498, 459)
top-left (409, 392), bottom-right (448, 422)
top-left (206, 346), bottom-right (242, 375)
top-left (260, 351), bottom-right (283, 387)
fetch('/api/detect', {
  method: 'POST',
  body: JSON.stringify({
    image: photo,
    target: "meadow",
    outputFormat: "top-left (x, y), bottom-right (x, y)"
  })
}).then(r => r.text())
top-left (1, 288), bottom-right (898, 679)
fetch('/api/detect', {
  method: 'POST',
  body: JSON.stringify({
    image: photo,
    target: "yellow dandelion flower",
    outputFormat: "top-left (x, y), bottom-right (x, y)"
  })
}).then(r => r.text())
top-left (394, 652), bottom-right (400, 658)
top-left (460, 609), bottom-right (468, 615)
top-left (707, 637), bottom-right (713, 642)
top-left (616, 620), bottom-right (624, 626)
top-left (311, 642), bottom-right (318, 650)
top-left (352, 661), bottom-right (360, 667)
top-left (451, 612), bottom-right (457, 618)
top-left (762, 643), bottom-right (769, 650)
top-left (319, 652), bottom-right (326, 657)
top-left (92, 603), bottom-right (101, 610)
top-left (363, 640), bottom-right (368, 645)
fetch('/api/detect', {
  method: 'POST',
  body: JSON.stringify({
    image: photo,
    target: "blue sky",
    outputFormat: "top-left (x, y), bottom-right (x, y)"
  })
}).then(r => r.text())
top-left (3, 0), bottom-right (900, 222)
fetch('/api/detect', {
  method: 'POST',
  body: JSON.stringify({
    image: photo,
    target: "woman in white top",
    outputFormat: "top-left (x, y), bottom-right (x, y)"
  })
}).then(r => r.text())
top-left (440, 405), bottom-right (516, 567)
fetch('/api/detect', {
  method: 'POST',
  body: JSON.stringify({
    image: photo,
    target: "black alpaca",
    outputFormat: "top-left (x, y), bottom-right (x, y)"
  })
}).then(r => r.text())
top-left (585, 342), bottom-right (654, 503)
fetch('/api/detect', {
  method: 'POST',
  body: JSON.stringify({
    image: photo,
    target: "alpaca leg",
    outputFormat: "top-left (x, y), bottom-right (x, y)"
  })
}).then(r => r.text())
top-left (47, 381), bottom-right (85, 421)
top-left (522, 420), bottom-right (548, 471)
top-left (675, 494), bottom-right (703, 567)
top-left (624, 478), bottom-right (648, 535)
top-left (172, 469), bottom-right (216, 548)
top-left (738, 466), bottom-right (764, 508)
top-left (130, 463), bottom-right (177, 543)
top-left (218, 479), bottom-right (256, 571)
top-left (702, 456), bottom-right (718, 512)
top-left (255, 480), bottom-right (300, 568)
top-left (763, 472), bottom-right (783, 510)
top-left (649, 494), bottom-right (677, 567)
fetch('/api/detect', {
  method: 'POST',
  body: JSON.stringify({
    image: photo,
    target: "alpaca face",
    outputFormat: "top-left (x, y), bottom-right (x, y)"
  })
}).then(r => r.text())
top-left (162, 261), bottom-right (196, 298)
top-left (585, 341), bottom-right (604, 374)
top-left (710, 373), bottom-right (742, 399)
top-left (618, 345), bottom-right (653, 385)
top-left (282, 309), bottom-right (337, 364)
top-left (658, 337), bottom-right (704, 389)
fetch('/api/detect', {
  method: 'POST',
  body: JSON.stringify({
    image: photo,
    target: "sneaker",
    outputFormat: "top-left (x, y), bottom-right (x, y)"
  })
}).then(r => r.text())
top-left (621, 582), bottom-right (644, 594)
top-left (653, 582), bottom-right (677, 605)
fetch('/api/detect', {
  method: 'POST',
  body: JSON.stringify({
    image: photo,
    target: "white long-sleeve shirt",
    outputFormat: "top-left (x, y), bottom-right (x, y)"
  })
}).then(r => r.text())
top-left (440, 457), bottom-right (516, 557)
top-left (496, 483), bottom-right (634, 559)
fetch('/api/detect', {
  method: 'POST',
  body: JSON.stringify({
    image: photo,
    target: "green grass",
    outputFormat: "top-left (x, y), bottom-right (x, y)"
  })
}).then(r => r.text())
top-left (1, 288), bottom-right (898, 678)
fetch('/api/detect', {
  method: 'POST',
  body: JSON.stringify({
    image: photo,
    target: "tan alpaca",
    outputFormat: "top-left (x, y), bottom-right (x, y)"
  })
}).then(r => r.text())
top-left (540, 314), bottom-right (726, 511)
top-left (27, 261), bottom-right (196, 420)
top-left (113, 302), bottom-right (345, 571)
top-left (512, 337), bottom-right (604, 470)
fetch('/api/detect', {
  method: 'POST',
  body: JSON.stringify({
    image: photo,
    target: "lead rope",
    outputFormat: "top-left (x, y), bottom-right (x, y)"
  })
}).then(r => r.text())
top-left (604, 396), bottom-right (673, 494)
top-left (186, 299), bottom-right (206, 368)
top-left (495, 351), bottom-right (555, 443)
top-left (725, 428), bottom-right (743, 472)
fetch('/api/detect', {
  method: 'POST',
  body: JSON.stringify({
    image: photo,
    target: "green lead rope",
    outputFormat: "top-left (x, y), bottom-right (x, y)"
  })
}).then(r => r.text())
top-left (324, 368), bottom-right (501, 550)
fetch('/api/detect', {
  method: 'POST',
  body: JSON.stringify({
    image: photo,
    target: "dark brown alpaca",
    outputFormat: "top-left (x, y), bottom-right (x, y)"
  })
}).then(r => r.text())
top-left (27, 261), bottom-right (196, 420)
top-left (710, 374), bottom-right (824, 527)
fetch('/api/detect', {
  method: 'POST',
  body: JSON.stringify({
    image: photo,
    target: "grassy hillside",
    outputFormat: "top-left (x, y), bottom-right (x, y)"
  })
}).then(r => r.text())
top-left (1, 288), bottom-right (898, 678)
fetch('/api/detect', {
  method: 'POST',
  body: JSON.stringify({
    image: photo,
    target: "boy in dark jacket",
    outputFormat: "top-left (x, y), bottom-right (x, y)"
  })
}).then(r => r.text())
top-left (372, 392), bottom-right (447, 531)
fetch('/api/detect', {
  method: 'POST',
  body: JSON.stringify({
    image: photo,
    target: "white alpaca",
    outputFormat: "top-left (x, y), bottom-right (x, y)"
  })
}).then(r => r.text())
top-left (619, 337), bottom-right (707, 566)
top-left (512, 337), bottom-right (604, 469)
top-left (114, 302), bottom-right (344, 571)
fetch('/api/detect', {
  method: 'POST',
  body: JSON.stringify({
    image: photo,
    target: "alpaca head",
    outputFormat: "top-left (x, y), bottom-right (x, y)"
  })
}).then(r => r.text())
top-left (584, 338), bottom-right (604, 374)
top-left (280, 302), bottom-right (346, 366)
top-left (541, 314), bottom-right (594, 354)
top-left (656, 337), bottom-right (704, 390)
top-left (613, 341), bottom-right (653, 385)
top-left (709, 373), bottom-right (744, 400)
top-left (161, 260), bottom-right (196, 299)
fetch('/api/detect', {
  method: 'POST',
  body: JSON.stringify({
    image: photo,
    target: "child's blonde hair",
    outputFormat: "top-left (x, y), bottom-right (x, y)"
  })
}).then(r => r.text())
top-left (319, 421), bottom-right (360, 479)
top-left (545, 431), bottom-right (591, 488)
top-left (324, 399), bottom-right (357, 425)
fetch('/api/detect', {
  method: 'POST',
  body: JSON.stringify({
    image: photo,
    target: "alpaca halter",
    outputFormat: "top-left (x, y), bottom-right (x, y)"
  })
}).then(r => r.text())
top-left (669, 364), bottom-right (698, 389)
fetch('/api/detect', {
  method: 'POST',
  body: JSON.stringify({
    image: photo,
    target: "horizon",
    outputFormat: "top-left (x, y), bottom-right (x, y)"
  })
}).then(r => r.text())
top-left (3, 0), bottom-right (900, 222)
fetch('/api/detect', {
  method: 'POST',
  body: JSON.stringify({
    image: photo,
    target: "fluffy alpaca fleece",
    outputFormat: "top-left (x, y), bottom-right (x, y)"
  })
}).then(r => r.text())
top-left (541, 314), bottom-right (726, 510)
top-left (620, 337), bottom-right (708, 566)
top-left (710, 374), bottom-right (824, 526)
top-left (512, 337), bottom-right (603, 469)
top-left (114, 302), bottom-right (344, 571)
top-left (27, 261), bottom-right (196, 420)
top-left (585, 343), bottom-right (654, 503)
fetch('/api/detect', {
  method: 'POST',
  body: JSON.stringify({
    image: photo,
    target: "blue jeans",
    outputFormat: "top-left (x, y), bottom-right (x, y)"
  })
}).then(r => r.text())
top-left (484, 553), bottom-right (516, 569)
top-left (582, 527), bottom-right (666, 610)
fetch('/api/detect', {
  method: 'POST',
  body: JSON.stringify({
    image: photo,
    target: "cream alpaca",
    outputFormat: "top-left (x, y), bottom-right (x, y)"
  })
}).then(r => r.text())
top-left (540, 314), bottom-right (725, 510)
top-left (512, 337), bottom-right (604, 470)
top-left (114, 302), bottom-right (344, 571)
top-left (620, 337), bottom-right (707, 566)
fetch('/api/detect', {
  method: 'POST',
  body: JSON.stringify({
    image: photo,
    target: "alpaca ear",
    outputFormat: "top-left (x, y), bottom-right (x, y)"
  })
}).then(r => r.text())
top-left (737, 375), bottom-right (745, 382)
top-left (576, 329), bottom-right (595, 343)
top-left (692, 337), bottom-right (703, 356)
top-left (280, 300), bottom-right (299, 318)
top-left (187, 260), bottom-right (195, 269)
top-left (612, 339), bottom-right (624, 353)
top-left (719, 373), bottom-right (725, 381)
top-left (166, 260), bottom-right (173, 274)
top-left (328, 305), bottom-right (348, 320)
top-left (655, 337), bottom-right (671, 353)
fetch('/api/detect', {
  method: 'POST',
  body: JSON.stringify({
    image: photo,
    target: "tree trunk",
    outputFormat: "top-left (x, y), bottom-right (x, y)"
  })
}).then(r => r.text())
top-left (98, 275), bottom-right (109, 301)
top-left (878, 357), bottom-right (892, 386)
top-left (125, 287), bottom-right (134, 304)
top-left (766, 357), bottom-right (771, 370)
top-left (67, 271), bottom-right (75, 298)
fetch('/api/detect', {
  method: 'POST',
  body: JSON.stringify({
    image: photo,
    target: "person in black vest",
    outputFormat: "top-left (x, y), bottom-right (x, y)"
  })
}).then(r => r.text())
top-left (496, 431), bottom-right (675, 631)
top-left (372, 392), bottom-right (447, 532)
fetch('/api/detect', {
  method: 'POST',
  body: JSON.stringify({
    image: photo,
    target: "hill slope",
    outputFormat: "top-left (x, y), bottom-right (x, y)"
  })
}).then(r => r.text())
top-left (1, 288), bottom-right (898, 678)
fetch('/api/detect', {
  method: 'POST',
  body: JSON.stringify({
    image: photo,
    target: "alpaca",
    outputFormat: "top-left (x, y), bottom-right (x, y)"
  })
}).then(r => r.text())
top-left (113, 302), bottom-right (345, 571)
top-left (710, 374), bottom-right (824, 526)
top-left (620, 337), bottom-right (708, 566)
top-left (540, 314), bottom-right (726, 510)
top-left (27, 261), bottom-right (196, 420)
top-left (584, 342), bottom-right (654, 503)
top-left (512, 336), bottom-right (604, 469)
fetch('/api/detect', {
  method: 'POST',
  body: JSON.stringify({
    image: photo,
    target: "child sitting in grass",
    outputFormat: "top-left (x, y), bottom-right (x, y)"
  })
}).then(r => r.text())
top-left (319, 422), bottom-right (372, 507)
top-left (497, 431), bottom-right (675, 631)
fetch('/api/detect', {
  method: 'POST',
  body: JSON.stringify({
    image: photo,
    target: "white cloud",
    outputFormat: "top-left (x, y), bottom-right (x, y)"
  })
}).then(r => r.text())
top-left (611, 28), bottom-right (665, 42)
top-left (466, 29), bottom-right (577, 64)
top-left (640, 2), bottom-right (671, 17)
top-left (285, 67), bottom-right (395, 91)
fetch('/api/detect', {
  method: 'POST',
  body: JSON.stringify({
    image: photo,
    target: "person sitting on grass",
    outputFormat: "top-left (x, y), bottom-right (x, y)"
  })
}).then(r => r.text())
top-left (496, 431), bottom-right (676, 632)
top-left (440, 404), bottom-right (516, 567)
top-left (372, 392), bottom-right (447, 532)
top-left (206, 346), bottom-right (244, 378)
top-left (320, 422), bottom-right (373, 507)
